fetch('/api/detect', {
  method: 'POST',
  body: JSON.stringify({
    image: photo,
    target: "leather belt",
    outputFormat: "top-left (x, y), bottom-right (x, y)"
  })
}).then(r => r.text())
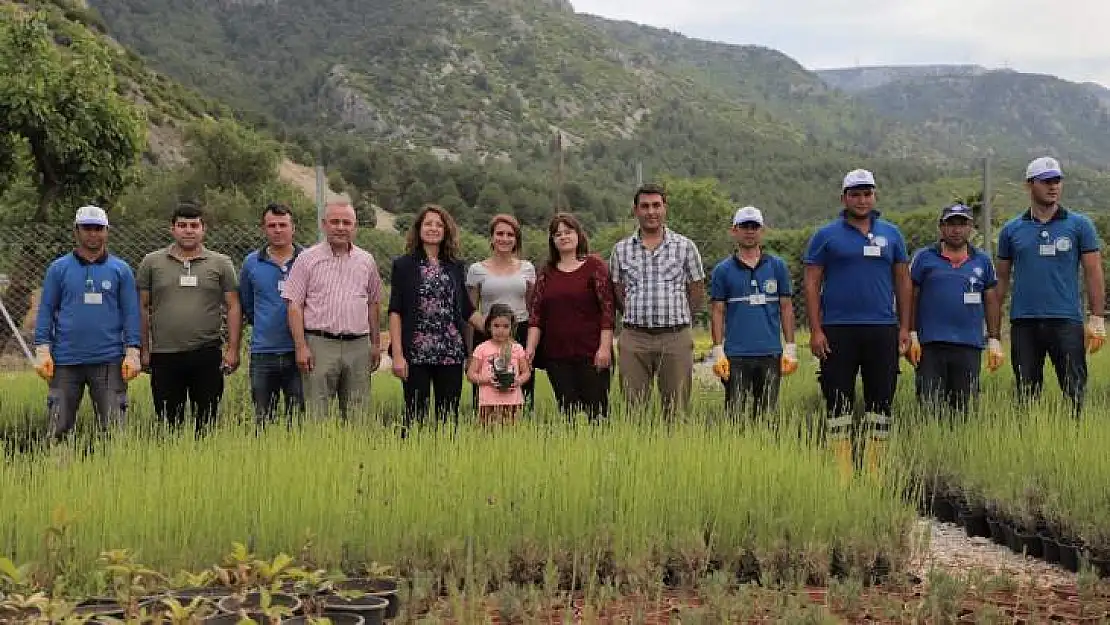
top-left (622, 323), bottom-right (687, 335)
top-left (305, 329), bottom-right (369, 341)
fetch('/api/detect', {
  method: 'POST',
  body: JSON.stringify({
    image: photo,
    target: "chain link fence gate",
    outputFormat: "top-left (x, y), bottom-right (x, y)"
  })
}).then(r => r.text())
top-left (0, 222), bottom-right (333, 371)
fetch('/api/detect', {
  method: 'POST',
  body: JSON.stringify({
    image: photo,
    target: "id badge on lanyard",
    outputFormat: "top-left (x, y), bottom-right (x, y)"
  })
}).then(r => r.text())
top-left (83, 277), bottom-right (103, 305)
top-left (180, 260), bottom-right (198, 287)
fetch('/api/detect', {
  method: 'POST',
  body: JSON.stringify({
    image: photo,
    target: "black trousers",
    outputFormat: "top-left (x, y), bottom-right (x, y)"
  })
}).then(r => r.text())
top-left (724, 355), bottom-right (780, 418)
top-left (545, 357), bottom-right (611, 422)
top-left (915, 342), bottom-right (981, 413)
top-left (818, 325), bottom-right (899, 440)
top-left (1011, 319), bottom-right (1086, 414)
top-left (402, 363), bottom-right (463, 435)
top-left (150, 344), bottom-right (224, 435)
top-left (471, 323), bottom-right (535, 412)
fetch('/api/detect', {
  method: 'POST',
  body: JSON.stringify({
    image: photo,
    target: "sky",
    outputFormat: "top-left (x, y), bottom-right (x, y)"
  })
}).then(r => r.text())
top-left (572, 0), bottom-right (1110, 87)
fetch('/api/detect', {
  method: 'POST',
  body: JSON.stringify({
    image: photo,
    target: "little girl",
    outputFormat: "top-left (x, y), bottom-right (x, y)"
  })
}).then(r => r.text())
top-left (467, 304), bottom-right (531, 425)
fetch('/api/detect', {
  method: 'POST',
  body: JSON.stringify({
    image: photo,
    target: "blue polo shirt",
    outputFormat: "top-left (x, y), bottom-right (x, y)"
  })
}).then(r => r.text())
top-left (803, 211), bottom-right (908, 325)
top-left (997, 208), bottom-right (1100, 323)
top-left (910, 245), bottom-right (997, 348)
top-left (239, 245), bottom-right (302, 354)
top-left (33, 252), bottom-right (141, 365)
top-left (710, 253), bottom-right (792, 357)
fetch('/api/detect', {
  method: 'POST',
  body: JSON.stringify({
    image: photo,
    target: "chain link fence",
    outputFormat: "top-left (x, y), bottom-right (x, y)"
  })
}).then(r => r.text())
top-left (0, 222), bottom-right (333, 371)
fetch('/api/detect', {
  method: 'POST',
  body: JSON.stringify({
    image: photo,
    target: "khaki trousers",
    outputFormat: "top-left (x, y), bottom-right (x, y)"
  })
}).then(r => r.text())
top-left (303, 334), bottom-right (371, 420)
top-left (618, 326), bottom-right (694, 416)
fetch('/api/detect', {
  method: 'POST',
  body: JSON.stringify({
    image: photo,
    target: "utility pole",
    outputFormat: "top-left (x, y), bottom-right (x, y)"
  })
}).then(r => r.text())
top-left (315, 144), bottom-right (326, 243)
top-left (553, 131), bottom-right (564, 214)
top-left (981, 153), bottom-right (993, 256)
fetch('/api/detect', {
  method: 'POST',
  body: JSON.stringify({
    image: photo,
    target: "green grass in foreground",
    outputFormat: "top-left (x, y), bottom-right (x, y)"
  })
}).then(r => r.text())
top-left (2, 340), bottom-right (1110, 595)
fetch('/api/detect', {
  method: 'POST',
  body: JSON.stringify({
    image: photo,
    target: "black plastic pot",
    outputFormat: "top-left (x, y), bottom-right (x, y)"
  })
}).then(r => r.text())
top-left (1005, 524), bottom-right (1023, 554)
top-left (958, 505), bottom-right (990, 539)
top-left (335, 578), bottom-right (400, 620)
top-left (1058, 541), bottom-right (1081, 573)
top-left (987, 518), bottom-right (1006, 546)
top-left (1014, 530), bottom-right (1043, 558)
top-left (323, 595), bottom-right (388, 625)
top-left (202, 614), bottom-right (243, 624)
top-left (166, 587), bottom-right (229, 601)
top-left (1041, 534), bottom-right (1060, 564)
top-left (218, 591), bottom-right (303, 617)
top-left (285, 612), bottom-right (367, 625)
top-left (932, 493), bottom-right (959, 524)
top-left (74, 598), bottom-right (125, 618)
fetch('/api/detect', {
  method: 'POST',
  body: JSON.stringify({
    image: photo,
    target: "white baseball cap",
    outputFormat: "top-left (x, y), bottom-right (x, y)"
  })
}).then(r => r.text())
top-left (842, 168), bottom-right (876, 191)
top-left (74, 205), bottom-right (109, 227)
top-left (1025, 156), bottom-right (1063, 181)
top-left (732, 206), bottom-right (764, 226)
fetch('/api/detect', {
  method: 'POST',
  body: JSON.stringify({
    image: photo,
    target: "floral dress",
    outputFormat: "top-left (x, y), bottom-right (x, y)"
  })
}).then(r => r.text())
top-left (410, 261), bottom-right (466, 366)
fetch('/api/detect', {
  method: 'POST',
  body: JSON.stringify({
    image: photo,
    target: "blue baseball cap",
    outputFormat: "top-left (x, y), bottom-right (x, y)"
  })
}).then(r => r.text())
top-left (940, 203), bottom-right (974, 222)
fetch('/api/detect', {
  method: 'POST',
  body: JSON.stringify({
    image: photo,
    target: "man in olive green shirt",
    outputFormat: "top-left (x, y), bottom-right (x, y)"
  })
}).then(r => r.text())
top-left (138, 203), bottom-right (241, 435)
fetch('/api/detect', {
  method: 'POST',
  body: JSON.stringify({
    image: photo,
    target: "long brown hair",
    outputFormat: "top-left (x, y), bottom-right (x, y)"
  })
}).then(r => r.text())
top-left (546, 212), bottom-right (589, 268)
top-left (407, 204), bottom-right (461, 262)
top-left (488, 213), bottom-right (522, 254)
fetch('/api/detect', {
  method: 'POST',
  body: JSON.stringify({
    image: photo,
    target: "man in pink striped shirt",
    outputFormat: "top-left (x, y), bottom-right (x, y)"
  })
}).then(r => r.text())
top-left (283, 203), bottom-right (383, 419)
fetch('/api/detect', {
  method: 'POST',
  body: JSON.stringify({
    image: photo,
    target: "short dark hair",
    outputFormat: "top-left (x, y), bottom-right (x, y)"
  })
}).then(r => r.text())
top-left (172, 202), bottom-right (204, 224)
top-left (262, 202), bottom-right (293, 223)
top-left (483, 303), bottom-right (516, 335)
top-left (634, 183), bottom-right (667, 207)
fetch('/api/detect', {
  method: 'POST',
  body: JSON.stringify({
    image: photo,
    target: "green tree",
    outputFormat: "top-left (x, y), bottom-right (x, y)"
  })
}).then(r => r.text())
top-left (0, 7), bottom-right (146, 220)
top-left (182, 117), bottom-right (280, 198)
top-left (662, 177), bottom-right (735, 269)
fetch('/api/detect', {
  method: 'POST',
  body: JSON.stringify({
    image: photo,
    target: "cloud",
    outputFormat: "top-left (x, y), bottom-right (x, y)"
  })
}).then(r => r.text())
top-left (573, 0), bottom-right (1110, 86)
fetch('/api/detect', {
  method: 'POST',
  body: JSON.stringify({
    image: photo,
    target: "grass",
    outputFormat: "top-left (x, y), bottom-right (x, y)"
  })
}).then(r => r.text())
top-left (3, 330), bottom-right (1110, 619)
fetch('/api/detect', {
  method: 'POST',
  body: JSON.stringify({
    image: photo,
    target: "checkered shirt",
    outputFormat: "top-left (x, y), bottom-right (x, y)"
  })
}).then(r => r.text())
top-left (609, 227), bottom-right (705, 327)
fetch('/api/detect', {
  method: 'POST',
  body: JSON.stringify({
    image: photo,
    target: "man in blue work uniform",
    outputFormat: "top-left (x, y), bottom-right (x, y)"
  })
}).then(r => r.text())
top-left (32, 206), bottom-right (141, 440)
top-left (709, 206), bottom-right (797, 418)
top-left (996, 157), bottom-right (1104, 414)
top-left (238, 203), bottom-right (305, 425)
top-left (803, 169), bottom-right (912, 478)
top-left (907, 203), bottom-right (1004, 414)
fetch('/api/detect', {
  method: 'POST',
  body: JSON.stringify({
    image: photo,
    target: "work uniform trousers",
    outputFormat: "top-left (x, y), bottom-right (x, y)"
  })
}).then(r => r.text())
top-left (724, 355), bottom-right (781, 419)
top-left (1010, 319), bottom-right (1086, 415)
top-left (915, 342), bottom-right (981, 415)
top-left (818, 325), bottom-right (899, 442)
top-left (47, 361), bottom-right (127, 439)
top-left (150, 343), bottom-right (224, 435)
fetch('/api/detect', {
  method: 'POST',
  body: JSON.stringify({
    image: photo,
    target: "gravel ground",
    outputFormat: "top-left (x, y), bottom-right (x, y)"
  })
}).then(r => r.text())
top-left (910, 518), bottom-right (1076, 588)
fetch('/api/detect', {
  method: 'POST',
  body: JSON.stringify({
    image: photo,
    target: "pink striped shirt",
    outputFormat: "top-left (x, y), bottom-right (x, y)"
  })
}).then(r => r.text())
top-left (282, 242), bottom-right (382, 335)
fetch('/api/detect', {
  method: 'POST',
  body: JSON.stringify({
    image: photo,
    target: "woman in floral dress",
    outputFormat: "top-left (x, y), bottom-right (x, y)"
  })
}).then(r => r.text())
top-left (388, 205), bottom-right (480, 435)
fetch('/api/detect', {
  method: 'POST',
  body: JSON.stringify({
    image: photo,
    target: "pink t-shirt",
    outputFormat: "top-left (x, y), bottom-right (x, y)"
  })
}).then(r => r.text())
top-left (472, 340), bottom-right (529, 407)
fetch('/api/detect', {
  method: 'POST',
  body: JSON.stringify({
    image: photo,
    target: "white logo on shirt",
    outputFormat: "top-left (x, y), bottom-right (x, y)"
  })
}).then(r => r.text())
top-left (1056, 237), bottom-right (1072, 252)
top-left (873, 236), bottom-right (888, 247)
top-left (763, 279), bottom-right (778, 294)
top-left (973, 267), bottom-right (983, 277)
top-left (101, 280), bottom-right (112, 290)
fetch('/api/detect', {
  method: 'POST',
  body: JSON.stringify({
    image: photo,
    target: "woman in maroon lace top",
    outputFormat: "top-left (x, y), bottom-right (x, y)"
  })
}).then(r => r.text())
top-left (526, 213), bottom-right (615, 422)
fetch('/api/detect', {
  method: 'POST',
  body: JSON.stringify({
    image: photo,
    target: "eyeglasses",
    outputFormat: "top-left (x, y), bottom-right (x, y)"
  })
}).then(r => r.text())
top-left (734, 222), bottom-right (762, 230)
top-left (77, 225), bottom-right (106, 232)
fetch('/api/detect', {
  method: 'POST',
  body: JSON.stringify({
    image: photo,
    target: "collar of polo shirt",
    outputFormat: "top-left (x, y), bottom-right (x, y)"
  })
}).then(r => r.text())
top-left (1021, 207), bottom-right (1069, 223)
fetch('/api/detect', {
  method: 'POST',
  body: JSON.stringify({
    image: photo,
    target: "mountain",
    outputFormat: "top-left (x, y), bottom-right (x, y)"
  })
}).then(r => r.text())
top-left (816, 65), bottom-right (992, 93)
top-left (80, 0), bottom-right (1110, 230)
top-left (89, 0), bottom-right (943, 160)
top-left (817, 65), bottom-right (1110, 167)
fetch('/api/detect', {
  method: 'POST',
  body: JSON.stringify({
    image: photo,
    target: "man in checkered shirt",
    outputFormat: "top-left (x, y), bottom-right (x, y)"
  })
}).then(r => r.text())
top-left (610, 183), bottom-right (706, 417)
